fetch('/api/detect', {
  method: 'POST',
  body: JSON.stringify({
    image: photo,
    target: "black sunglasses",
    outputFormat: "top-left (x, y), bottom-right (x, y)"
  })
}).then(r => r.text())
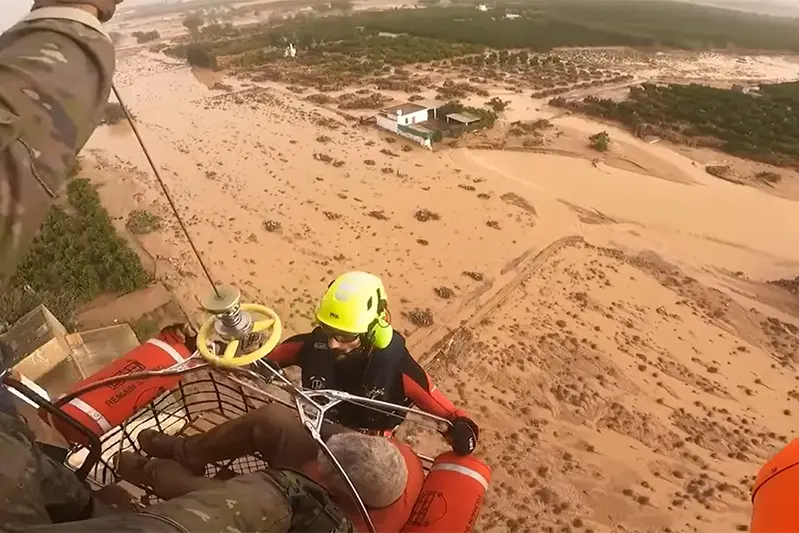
top-left (320, 325), bottom-right (360, 343)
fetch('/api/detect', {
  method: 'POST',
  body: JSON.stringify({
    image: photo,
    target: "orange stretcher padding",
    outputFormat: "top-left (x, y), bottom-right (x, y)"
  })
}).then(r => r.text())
top-left (401, 451), bottom-right (491, 533)
top-left (751, 438), bottom-right (799, 533)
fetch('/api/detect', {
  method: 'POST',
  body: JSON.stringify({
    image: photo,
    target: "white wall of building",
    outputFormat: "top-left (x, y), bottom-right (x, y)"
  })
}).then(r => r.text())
top-left (396, 109), bottom-right (429, 126)
top-left (376, 115), bottom-right (399, 133)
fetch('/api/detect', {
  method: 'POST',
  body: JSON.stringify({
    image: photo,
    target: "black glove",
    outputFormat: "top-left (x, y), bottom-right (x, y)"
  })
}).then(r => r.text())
top-left (448, 417), bottom-right (479, 455)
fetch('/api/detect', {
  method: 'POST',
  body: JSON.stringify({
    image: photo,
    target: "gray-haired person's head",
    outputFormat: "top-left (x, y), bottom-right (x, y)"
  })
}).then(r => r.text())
top-left (317, 432), bottom-right (408, 508)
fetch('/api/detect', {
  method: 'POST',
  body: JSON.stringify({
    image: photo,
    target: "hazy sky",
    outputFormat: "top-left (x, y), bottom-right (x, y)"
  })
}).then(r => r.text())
top-left (1, 0), bottom-right (798, 31)
top-left (1, 0), bottom-right (33, 30)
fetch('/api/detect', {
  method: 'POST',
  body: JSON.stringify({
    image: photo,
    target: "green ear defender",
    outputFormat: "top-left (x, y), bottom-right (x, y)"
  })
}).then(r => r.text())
top-left (369, 291), bottom-right (393, 349)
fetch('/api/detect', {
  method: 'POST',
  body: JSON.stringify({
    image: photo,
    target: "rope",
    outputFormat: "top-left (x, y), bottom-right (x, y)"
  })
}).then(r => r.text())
top-left (111, 83), bottom-right (221, 298)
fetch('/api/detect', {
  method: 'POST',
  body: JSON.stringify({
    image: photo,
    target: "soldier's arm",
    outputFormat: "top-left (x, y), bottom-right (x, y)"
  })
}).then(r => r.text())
top-left (0, 6), bottom-right (114, 286)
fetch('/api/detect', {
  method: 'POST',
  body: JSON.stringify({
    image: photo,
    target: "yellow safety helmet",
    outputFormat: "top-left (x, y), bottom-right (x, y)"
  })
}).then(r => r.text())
top-left (315, 271), bottom-right (393, 348)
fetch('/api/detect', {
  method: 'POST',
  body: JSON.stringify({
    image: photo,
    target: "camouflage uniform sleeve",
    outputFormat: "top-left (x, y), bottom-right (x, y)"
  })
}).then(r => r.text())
top-left (0, 7), bottom-right (114, 287)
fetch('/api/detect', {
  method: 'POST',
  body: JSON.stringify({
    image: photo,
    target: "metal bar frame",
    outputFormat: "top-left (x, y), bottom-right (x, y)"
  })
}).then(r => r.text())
top-left (16, 354), bottom-right (451, 533)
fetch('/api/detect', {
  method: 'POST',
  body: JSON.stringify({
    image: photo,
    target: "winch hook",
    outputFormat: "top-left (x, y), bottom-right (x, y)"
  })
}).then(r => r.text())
top-left (196, 286), bottom-right (283, 368)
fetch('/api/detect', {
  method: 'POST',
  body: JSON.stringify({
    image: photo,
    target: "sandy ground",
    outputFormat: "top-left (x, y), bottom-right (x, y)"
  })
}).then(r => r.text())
top-left (81, 48), bottom-right (799, 532)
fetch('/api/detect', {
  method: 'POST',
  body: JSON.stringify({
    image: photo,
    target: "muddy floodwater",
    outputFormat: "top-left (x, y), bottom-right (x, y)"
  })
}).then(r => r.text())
top-left (84, 49), bottom-right (799, 533)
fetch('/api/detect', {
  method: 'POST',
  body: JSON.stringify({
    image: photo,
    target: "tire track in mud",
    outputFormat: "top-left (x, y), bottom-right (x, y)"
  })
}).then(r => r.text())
top-left (411, 235), bottom-right (585, 366)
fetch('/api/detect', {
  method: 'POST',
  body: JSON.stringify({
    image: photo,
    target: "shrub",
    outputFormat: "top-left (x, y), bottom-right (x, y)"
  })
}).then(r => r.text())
top-left (589, 131), bottom-right (610, 152)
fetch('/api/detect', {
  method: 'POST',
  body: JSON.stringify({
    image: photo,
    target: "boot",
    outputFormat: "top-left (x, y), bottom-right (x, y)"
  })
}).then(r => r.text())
top-left (137, 430), bottom-right (206, 476)
top-left (113, 451), bottom-right (151, 487)
top-left (113, 452), bottom-right (221, 500)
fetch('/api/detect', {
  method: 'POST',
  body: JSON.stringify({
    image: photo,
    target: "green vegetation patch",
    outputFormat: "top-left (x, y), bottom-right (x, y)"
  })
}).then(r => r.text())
top-left (589, 131), bottom-right (611, 152)
top-left (0, 179), bottom-right (151, 329)
top-left (126, 210), bottom-right (163, 235)
top-left (553, 81), bottom-right (799, 167)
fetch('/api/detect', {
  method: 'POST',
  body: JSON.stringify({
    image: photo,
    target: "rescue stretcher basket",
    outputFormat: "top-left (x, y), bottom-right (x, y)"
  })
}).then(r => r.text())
top-left (4, 356), bottom-right (456, 533)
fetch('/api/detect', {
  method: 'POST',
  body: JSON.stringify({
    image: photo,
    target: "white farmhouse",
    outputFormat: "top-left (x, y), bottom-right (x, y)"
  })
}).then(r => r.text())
top-left (477, 4), bottom-right (488, 11)
top-left (382, 102), bottom-right (430, 126)
top-left (375, 101), bottom-right (443, 149)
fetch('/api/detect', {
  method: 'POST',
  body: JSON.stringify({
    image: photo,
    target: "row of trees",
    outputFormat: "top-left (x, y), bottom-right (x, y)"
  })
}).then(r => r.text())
top-left (552, 81), bottom-right (799, 166)
top-left (261, 2), bottom-right (799, 52)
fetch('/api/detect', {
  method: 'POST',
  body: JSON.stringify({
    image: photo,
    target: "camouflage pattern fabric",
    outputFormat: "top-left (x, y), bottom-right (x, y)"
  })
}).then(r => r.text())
top-left (0, 387), bottom-right (93, 527)
top-left (1, 513), bottom-right (186, 533)
top-left (0, 8), bottom-right (114, 288)
top-left (140, 471), bottom-right (294, 533)
top-left (0, 409), bottom-right (51, 526)
top-left (31, 1), bottom-right (123, 23)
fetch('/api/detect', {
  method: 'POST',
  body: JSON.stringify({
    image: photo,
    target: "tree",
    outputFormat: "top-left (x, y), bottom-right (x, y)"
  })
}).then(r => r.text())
top-left (186, 44), bottom-right (217, 69)
top-left (183, 13), bottom-right (204, 32)
top-left (486, 97), bottom-right (508, 113)
top-left (589, 131), bottom-right (610, 152)
top-left (132, 31), bottom-right (160, 44)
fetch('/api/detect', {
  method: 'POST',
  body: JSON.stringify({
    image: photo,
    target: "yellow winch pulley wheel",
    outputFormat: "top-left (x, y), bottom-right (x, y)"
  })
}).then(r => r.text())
top-left (196, 303), bottom-right (283, 367)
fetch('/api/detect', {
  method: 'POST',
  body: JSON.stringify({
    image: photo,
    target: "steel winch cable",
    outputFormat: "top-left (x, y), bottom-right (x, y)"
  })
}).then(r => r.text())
top-left (111, 83), bottom-right (221, 298)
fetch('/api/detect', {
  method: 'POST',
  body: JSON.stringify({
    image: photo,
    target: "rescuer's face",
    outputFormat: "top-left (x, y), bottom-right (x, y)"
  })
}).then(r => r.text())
top-left (327, 335), bottom-right (362, 356)
top-left (321, 325), bottom-right (363, 356)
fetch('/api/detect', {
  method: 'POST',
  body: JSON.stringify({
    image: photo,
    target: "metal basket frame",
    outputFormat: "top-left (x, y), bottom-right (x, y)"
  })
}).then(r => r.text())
top-left (3, 355), bottom-right (453, 533)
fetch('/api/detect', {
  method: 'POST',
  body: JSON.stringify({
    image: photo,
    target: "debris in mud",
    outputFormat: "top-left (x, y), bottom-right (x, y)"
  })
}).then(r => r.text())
top-left (313, 153), bottom-right (333, 163)
top-left (415, 209), bottom-right (441, 222)
top-left (404, 308), bottom-right (434, 327)
top-left (402, 145), bottom-right (412, 152)
top-left (706, 165), bottom-right (730, 178)
top-left (384, 137), bottom-right (396, 144)
top-left (367, 210), bottom-right (389, 220)
top-left (477, 193), bottom-right (491, 200)
top-left (434, 287), bottom-right (455, 299)
top-left (768, 276), bottom-right (799, 296)
top-left (501, 192), bottom-right (537, 215)
top-left (462, 271), bottom-right (484, 281)
top-left (559, 200), bottom-right (615, 225)
top-left (762, 316), bottom-right (799, 336)
top-left (205, 170), bottom-right (219, 180)
top-left (755, 170), bottom-right (781, 185)
top-left (262, 220), bottom-right (281, 232)
top-left (380, 148), bottom-right (399, 157)
top-left (417, 239), bottom-right (429, 245)
top-left (381, 167), bottom-right (394, 174)
top-left (705, 164), bottom-right (744, 184)
top-left (458, 184), bottom-right (476, 191)
top-left (500, 192), bottom-right (536, 215)
top-left (323, 211), bottom-right (341, 220)
top-left (486, 220), bottom-right (501, 230)
top-left (306, 93), bottom-right (333, 105)
top-left (364, 159), bottom-right (376, 166)
top-left (312, 116), bottom-right (340, 130)
top-left (316, 135), bottom-right (332, 144)
top-left (333, 160), bottom-right (345, 168)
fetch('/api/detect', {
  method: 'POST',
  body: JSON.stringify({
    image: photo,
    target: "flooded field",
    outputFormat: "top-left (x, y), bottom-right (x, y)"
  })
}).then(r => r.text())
top-left (83, 41), bottom-right (799, 532)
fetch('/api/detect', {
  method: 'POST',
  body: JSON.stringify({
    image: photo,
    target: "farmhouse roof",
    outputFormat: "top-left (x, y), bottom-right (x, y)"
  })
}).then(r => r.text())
top-left (446, 111), bottom-right (481, 124)
top-left (383, 102), bottom-right (428, 115)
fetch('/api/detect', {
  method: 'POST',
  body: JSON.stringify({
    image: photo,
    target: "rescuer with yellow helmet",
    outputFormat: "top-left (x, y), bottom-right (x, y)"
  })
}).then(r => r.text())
top-left (264, 271), bottom-right (479, 455)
